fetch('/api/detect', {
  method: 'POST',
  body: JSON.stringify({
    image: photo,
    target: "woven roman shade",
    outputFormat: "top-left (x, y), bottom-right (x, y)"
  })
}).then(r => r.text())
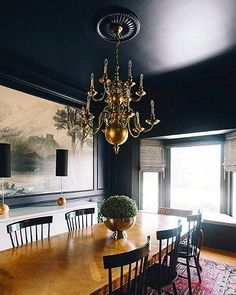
top-left (224, 132), bottom-right (236, 172)
top-left (140, 139), bottom-right (165, 172)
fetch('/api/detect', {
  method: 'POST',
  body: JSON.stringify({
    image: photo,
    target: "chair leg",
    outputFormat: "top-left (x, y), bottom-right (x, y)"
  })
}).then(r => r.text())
top-left (197, 252), bottom-right (202, 271)
top-left (197, 230), bottom-right (204, 271)
top-left (172, 282), bottom-right (178, 295)
top-left (194, 256), bottom-right (202, 283)
top-left (186, 259), bottom-right (193, 295)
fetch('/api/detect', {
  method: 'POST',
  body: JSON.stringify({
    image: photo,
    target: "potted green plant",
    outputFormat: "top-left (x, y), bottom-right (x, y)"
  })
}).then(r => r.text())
top-left (100, 195), bottom-right (138, 239)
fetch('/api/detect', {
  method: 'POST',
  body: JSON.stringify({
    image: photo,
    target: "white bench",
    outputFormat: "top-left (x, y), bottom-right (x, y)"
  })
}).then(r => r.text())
top-left (0, 200), bottom-right (97, 251)
top-left (202, 213), bottom-right (236, 252)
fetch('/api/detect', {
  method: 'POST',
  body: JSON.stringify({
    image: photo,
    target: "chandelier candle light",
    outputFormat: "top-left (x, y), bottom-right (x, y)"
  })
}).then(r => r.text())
top-left (80, 9), bottom-right (160, 154)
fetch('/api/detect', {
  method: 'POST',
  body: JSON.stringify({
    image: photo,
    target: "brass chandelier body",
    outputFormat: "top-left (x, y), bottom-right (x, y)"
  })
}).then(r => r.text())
top-left (80, 12), bottom-right (160, 154)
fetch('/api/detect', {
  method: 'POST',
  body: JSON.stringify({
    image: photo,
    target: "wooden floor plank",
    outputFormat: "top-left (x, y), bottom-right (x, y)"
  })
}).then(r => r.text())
top-left (201, 247), bottom-right (236, 266)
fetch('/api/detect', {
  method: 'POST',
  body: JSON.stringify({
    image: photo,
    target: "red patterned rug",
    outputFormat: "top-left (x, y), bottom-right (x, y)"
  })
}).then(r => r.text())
top-left (148, 258), bottom-right (236, 295)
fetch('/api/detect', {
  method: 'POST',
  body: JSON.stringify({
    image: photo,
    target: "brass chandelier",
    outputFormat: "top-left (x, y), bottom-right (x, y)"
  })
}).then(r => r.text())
top-left (80, 9), bottom-right (160, 154)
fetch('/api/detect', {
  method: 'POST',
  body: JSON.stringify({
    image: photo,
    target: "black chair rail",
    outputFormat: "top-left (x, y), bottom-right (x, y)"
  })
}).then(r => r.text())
top-left (103, 236), bottom-right (150, 295)
top-left (7, 216), bottom-right (53, 248)
top-left (65, 207), bottom-right (95, 231)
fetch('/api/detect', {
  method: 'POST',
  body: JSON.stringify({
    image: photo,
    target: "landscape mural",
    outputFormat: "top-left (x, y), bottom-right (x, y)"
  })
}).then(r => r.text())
top-left (0, 86), bottom-right (93, 197)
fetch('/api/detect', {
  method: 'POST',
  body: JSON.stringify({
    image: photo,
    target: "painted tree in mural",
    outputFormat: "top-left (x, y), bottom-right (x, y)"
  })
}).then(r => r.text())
top-left (53, 106), bottom-right (92, 153)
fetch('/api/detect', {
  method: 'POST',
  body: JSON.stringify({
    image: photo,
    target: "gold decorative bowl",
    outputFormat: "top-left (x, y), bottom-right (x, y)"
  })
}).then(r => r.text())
top-left (0, 204), bottom-right (9, 215)
top-left (104, 217), bottom-right (136, 239)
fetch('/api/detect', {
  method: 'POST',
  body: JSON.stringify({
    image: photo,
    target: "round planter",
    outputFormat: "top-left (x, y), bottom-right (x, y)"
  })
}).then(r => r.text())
top-left (104, 216), bottom-right (136, 239)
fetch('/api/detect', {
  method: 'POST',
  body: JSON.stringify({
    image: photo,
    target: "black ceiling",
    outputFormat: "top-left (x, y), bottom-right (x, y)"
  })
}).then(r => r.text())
top-left (1, 0), bottom-right (236, 135)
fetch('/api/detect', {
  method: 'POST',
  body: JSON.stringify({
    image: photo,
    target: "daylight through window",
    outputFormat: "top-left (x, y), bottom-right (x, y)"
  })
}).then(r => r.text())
top-left (170, 144), bottom-right (221, 213)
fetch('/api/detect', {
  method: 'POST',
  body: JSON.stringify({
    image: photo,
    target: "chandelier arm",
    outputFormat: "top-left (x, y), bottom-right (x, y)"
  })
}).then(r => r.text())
top-left (124, 106), bottom-right (135, 126)
top-left (123, 116), bottom-right (130, 128)
top-left (84, 122), bottom-right (99, 135)
top-left (127, 121), bottom-right (140, 138)
top-left (101, 106), bottom-right (112, 121)
top-left (96, 111), bottom-right (106, 129)
top-left (130, 96), bottom-right (142, 103)
top-left (92, 96), bottom-right (105, 102)
top-left (90, 126), bottom-right (100, 135)
top-left (91, 91), bottom-right (106, 102)
top-left (86, 110), bottom-right (107, 135)
top-left (82, 123), bottom-right (100, 136)
top-left (142, 125), bottom-right (154, 133)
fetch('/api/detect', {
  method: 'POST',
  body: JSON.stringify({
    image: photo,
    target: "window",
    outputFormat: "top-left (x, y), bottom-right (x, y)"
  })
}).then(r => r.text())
top-left (233, 172), bottom-right (236, 217)
top-left (170, 144), bottom-right (221, 213)
top-left (141, 172), bottom-right (159, 213)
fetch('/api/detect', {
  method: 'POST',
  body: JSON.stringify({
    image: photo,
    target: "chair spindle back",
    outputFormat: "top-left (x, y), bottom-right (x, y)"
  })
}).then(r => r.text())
top-left (65, 207), bottom-right (95, 231)
top-left (7, 216), bottom-right (53, 248)
top-left (186, 213), bottom-right (202, 256)
top-left (103, 236), bottom-right (150, 295)
top-left (156, 224), bottom-right (182, 283)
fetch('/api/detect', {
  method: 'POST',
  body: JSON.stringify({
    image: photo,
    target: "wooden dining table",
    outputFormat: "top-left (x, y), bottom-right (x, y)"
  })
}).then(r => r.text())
top-left (0, 212), bottom-right (187, 295)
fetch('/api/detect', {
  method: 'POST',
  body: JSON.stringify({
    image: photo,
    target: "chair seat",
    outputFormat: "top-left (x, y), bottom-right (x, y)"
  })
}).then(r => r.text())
top-left (145, 263), bottom-right (178, 289)
top-left (178, 243), bottom-right (200, 258)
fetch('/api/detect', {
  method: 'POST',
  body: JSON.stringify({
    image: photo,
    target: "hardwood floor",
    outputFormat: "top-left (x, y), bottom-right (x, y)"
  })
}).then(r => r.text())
top-left (200, 247), bottom-right (236, 266)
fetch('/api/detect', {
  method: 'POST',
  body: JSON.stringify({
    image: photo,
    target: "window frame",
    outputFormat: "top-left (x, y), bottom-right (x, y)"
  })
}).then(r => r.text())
top-left (139, 171), bottom-right (163, 212)
top-left (228, 171), bottom-right (236, 217)
top-left (162, 135), bottom-right (228, 214)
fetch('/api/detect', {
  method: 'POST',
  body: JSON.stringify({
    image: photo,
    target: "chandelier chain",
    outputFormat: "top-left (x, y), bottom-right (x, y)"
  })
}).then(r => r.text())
top-left (115, 32), bottom-right (120, 69)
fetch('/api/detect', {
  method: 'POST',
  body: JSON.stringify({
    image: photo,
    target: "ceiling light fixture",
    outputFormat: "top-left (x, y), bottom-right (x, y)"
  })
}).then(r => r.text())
top-left (80, 8), bottom-right (160, 154)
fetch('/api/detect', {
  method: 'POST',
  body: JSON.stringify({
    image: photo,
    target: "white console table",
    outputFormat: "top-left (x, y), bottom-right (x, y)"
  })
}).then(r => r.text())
top-left (0, 200), bottom-right (97, 251)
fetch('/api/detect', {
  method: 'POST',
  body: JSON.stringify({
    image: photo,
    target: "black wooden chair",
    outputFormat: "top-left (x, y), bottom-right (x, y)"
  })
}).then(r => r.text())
top-left (144, 224), bottom-right (182, 295)
top-left (7, 216), bottom-right (53, 248)
top-left (158, 207), bottom-right (204, 270)
top-left (65, 207), bottom-right (95, 231)
top-left (177, 213), bottom-right (202, 295)
top-left (103, 236), bottom-right (150, 295)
